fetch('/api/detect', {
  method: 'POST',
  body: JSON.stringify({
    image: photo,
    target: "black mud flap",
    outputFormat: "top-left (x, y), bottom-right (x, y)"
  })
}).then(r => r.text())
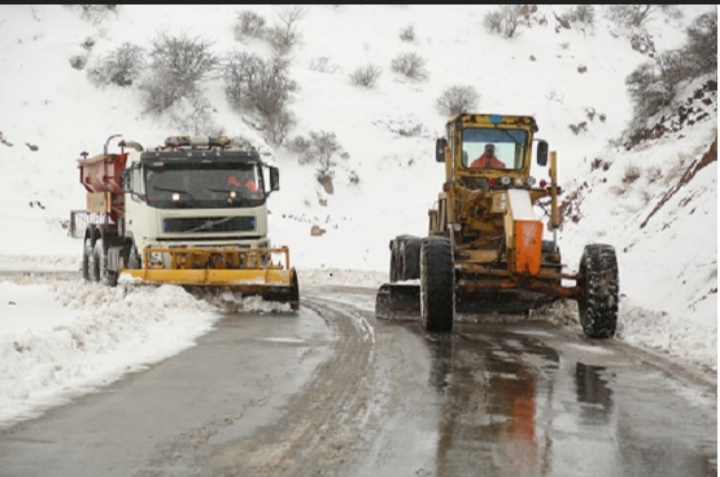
top-left (375, 282), bottom-right (421, 321)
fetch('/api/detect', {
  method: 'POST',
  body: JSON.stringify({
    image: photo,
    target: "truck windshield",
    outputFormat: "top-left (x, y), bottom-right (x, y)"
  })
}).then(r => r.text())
top-left (461, 128), bottom-right (528, 171)
top-left (144, 163), bottom-right (265, 209)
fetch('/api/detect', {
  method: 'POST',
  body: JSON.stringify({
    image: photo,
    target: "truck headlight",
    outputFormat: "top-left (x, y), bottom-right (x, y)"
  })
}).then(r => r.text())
top-left (514, 178), bottom-right (524, 187)
top-left (527, 176), bottom-right (536, 187)
top-left (500, 176), bottom-right (511, 186)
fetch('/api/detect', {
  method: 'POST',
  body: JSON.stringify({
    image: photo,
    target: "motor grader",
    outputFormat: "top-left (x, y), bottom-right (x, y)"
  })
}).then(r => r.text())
top-left (71, 134), bottom-right (299, 310)
top-left (375, 113), bottom-right (619, 339)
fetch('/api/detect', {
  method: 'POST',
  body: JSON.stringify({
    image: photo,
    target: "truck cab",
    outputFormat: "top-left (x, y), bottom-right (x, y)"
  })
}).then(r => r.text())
top-left (119, 136), bottom-right (280, 269)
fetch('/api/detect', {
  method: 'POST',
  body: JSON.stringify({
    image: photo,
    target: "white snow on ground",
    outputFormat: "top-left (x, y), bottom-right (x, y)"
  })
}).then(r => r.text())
top-left (0, 5), bottom-right (716, 428)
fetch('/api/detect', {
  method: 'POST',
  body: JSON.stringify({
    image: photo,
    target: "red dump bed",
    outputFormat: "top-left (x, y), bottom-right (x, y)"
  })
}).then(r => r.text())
top-left (78, 152), bottom-right (128, 195)
top-left (77, 152), bottom-right (129, 223)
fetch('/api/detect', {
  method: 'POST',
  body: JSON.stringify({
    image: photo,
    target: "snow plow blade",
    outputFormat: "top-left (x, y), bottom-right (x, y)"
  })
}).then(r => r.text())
top-left (120, 246), bottom-right (300, 310)
top-left (375, 282), bottom-right (421, 321)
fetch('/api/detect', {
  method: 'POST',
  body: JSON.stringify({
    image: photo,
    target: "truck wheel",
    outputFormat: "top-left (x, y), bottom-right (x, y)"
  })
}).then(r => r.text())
top-left (578, 244), bottom-right (619, 339)
top-left (82, 237), bottom-right (93, 281)
top-left (93, 239), bottom-right (118, 287)
top-left (420, 236), bottom-right (454, 333)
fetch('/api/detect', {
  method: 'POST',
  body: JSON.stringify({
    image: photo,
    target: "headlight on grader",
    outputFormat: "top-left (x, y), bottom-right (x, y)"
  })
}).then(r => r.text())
top-left (526, 176), bottom-right (536, 187)
top-left (500, 176), bottom-right (511, 186)
top-left (514, 178), bottom-right (524, 188)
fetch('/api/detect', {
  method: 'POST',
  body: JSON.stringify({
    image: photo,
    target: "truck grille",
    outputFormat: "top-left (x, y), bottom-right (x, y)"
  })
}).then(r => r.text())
top-left (163, 216), bottom-right (256, 233)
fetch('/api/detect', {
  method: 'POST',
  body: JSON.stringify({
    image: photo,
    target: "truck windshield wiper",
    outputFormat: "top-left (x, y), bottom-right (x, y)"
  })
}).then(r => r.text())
top-left (152, 186), bottom-right (202, 207)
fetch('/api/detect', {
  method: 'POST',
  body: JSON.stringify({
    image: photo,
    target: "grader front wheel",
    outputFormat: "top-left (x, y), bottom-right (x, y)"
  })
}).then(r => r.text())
top-left (420, 236), bottom-right (454, 333)
top-left (578, 244), bottom-right (619, 339)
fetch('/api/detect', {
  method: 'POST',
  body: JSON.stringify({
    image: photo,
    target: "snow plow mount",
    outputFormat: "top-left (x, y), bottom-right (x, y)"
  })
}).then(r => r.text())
top-left (121, 246), bottom-right (299, 310)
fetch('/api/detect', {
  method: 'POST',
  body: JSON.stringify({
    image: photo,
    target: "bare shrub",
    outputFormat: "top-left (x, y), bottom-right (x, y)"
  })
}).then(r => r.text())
top-left (138, 75), bottom-right (184, 115)
top-left (390, 52), bottom-right (429, 81)
top-left (565, 4), bottom-right (595, 25)
top-left (622, 164), bottom-right (642, 184)
top-left (268, 5), bottom-right (307, 55)
top-left (348, 170), bottom-right (360, 186)
top-left (349, 64), bottom-right (382, 88)
top-left (234, 10), bottom-right (267, 40)
top-left (606, 5), bottom-right (658, 28)
top-left (569, 122), bottom-right (588, 135)
top-left (483, 5), bottom-right (523, 38)
top-left (288, 130), bottom-right (349, 179)
top-left (436, 85), bottom-right (479, 117)
top-left (399, 25), bottom-right (415, 42)
top-left (148, 32), bottom-right (219, 87)
top-left (65, 4), bottom-right (117, 23)
top-left (169, 91), bottom-right (220, 136)
top-left (222, 51), bottom-right (298, 145)
top-left (646, 165), bottom-right (662, 184)
top-left (139, 32), bottom-right (219, 115)
top-left (69, 54), bottom-right (87, 70)
top-left (87, 42), bottom-right (145, 87)
top-left (309, 56), bottom-right (341, 74)
top-left (483, 10), bottom-right (503, 34)
top-left (559, 41), bottom-right (570, 50)
top-left (685, 10), bottom-right (717, 75)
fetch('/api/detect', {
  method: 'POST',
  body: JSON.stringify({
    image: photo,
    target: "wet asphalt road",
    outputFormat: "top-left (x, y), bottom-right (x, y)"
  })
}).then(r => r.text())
top-left (0, 285), bottom-right (716, 477)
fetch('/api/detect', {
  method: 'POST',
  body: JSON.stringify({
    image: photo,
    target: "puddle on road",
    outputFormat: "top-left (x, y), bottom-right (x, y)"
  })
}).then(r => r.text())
top-left (408, 326), bottom-right (716, 477)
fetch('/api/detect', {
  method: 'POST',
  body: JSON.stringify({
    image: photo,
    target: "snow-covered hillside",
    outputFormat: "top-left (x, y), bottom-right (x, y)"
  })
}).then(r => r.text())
top-left (0, 5), bottom-right (716, 427)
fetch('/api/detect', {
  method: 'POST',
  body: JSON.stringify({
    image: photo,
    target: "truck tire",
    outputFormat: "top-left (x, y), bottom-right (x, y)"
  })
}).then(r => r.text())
top-left (83, 237), bottom-right (93, 282)
top-left (93, 238), bottom-right (118, 287)
top-left (420, 236), bottom-right (454, 333)
top-left (578, 244), bottom-right (619, 339)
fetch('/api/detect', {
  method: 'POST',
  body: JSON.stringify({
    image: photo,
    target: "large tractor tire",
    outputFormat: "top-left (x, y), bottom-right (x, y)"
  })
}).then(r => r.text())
top-left (399, 235), bottom-right (422, 281)
top-left (420, 236), bottom-right (454, 333)
top-left (82, 237), bottom-right (93, 282)
top-left (93, 238), bottom-right (118, 287)
top-left (577, 244), bottom-right (619, 339)
top-left (391, 235), bottom-right (422, 281)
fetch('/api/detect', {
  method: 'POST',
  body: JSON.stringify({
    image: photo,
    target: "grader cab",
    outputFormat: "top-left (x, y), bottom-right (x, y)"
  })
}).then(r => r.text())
top-left (376, 113), bottom-right (619, 339)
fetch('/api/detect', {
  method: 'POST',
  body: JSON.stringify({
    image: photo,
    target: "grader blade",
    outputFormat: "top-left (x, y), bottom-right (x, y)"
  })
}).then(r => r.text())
top-left (455, 290), bottom-right (559, 316)
top-left (375, 282), bottom-right (421, 321)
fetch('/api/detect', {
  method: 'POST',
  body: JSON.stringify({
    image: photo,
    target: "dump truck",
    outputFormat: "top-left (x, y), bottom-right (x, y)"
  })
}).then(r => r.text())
top-left (71, 134), bottom-right (299, 310)
top-left (376, 113), bottom-right (619, 339)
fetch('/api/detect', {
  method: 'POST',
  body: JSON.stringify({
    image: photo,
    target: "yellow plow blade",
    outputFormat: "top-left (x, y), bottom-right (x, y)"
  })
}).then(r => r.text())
top-left (120, 246), bottom-right (300, 310)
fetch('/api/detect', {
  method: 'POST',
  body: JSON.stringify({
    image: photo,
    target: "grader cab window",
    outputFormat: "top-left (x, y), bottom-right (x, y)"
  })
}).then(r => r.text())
top-left (461, 128), bottom-right (528, 171)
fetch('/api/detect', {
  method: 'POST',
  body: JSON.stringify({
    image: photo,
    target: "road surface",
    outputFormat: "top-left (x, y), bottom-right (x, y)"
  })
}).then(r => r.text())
top-left (0, 283), bottom-right (716, 477)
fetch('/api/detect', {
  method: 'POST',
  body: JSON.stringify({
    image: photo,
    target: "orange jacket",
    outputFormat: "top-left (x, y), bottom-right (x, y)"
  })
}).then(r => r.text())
top-left (228, 176), bottom-right (257, 191)
top-left (470, 153), bottom-right (506, 169)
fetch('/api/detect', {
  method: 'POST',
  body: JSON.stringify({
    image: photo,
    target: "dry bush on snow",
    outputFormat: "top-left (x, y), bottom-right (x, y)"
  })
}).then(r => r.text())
top-left (436, 85), bottom-right (480, 117)
top-left (390, 52), bottom-right (429, 81)
top-left (233, 10), bottom-right (268, 41)
top-left (399, 25), bottom-right (416, 42)
top-left (222, 51), bottom-right (298, 146)
top-left (87, 42), bottom-right (145, 87)
top-left (349, 64), bottom-right (382, 88)
top-left (287, 130), bottom-right (350, 179)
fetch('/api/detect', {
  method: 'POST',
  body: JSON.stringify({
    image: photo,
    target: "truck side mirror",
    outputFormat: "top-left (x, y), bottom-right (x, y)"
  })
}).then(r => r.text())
top-left (537, 140), bottom-right (548, 167)
top-left (436, 138), bottom-right (447, 163)
top-left (269, 166), bottom-right (280, 192)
